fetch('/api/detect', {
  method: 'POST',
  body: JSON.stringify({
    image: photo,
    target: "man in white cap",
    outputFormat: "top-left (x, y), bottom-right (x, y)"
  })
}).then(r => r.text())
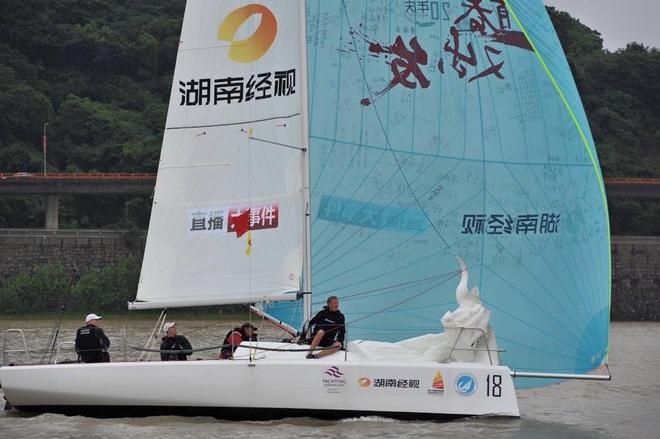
top-left (159, 322), bottom-right (193, 361)
top-left (75, 313), bottom-right (110, 363)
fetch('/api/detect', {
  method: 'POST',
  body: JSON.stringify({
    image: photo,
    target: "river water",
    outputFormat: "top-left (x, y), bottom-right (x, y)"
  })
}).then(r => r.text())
top-left (0, 319), bottom-right (658, 439)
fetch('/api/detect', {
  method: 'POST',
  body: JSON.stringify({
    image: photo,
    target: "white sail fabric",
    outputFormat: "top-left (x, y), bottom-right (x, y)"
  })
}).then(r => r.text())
top-left (133, 1), bottom-right (305, 309)
top-left (348, 260), bottom-right (498, 365)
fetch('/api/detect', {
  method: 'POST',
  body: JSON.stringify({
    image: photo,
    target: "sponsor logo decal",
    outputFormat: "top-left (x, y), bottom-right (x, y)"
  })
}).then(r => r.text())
top-left (324, 366), bottom-right (344, 378)
top-left (321, 366), bottom-right (346, 394)
top-left (427, 371), bottom-right (445, 396)
top-left (358, 377), bottom-right (371, 387)
top-left (218, 4), bottom-right (277, 63)
top-left (228, 204), bottom-right (279, 234)
top-left (454, 373), bottom-right (477, 397)
top-left (188, 203), bottom-right (279, 234)
top-left (358, 377), bottom-right (420, 389)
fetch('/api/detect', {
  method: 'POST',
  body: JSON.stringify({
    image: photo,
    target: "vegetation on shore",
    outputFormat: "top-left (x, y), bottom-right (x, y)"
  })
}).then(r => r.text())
top-left (0, 2), bottom-right (658, 235)
top-left (0, 257), bottom-right (247, 315)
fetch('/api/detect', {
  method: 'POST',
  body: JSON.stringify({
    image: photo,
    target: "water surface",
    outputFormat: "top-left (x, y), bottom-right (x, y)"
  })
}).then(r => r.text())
top-left (1, 320), bottom-right (657, 438)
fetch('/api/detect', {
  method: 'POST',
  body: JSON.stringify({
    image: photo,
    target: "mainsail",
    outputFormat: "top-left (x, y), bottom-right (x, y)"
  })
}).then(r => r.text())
top-left (132, 1), bottom-right (307, 309)
top-left (294, 0), bottom-right (610, 379)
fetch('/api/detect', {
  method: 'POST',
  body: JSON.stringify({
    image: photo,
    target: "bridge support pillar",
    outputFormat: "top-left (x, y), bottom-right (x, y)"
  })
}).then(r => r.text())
top-left (45, 194), bottom-right (60, 229)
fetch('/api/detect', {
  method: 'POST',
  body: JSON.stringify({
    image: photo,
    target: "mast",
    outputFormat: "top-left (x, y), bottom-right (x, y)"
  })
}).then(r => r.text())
top-left (299, 0), bottom-right (313, 324)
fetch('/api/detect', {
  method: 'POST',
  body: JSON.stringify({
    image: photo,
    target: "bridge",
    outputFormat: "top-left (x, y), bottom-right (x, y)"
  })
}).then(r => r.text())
top-left (0, 173), bottom-right (155, 229)
top-left (1, 173), bottom-right (659, 229)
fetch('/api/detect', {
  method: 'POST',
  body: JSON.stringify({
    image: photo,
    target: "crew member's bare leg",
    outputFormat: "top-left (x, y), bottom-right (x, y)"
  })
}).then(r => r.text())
top-left (307, 330), bottom-right (325, 357)
top-left (316, 341), bottom-right (341, 358)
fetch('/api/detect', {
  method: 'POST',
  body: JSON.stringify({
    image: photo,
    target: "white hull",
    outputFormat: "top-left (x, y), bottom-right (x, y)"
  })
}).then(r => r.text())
top-left (0, 343), bottom-right (519, 420)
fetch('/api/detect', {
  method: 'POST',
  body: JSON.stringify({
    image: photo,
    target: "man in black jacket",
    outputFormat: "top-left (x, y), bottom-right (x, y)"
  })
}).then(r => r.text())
top-left (75, 313), bottom-right (110, 363)
top-left (160, 322), bottom-right (193, 361)
top-left (306, 296), bottom-right (345, 359)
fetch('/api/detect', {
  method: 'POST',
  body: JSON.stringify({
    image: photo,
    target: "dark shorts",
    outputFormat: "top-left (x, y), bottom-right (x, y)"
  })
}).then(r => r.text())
top-left (315, 332), bottom-right (340, 348)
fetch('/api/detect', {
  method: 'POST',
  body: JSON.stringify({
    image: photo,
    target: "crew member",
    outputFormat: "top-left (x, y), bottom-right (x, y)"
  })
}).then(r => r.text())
top-left (75, 313), bottom-right (110, 363)
top-left (219, 326), bottom-right (243, 359)
top-left (306, 296), bottom-right (345, 359)
top-left (160, 322), bottom-right (193, 361)
top-left (240, 322), bottom-right (258, 342)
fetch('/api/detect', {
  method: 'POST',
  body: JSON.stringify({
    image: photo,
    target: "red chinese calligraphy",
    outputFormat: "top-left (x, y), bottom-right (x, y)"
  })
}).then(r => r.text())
top-left (361, 36), bottom-right (430, 106)
top-left (443, 26), bottom-right (477, 79)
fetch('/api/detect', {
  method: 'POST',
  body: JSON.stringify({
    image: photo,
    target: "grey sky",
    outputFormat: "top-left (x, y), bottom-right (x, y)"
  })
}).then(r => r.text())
top-left (544, 0), bottom-right (660, 50)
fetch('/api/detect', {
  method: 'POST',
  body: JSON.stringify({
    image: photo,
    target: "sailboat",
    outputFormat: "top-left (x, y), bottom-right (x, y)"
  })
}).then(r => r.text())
top-left (1, 0), bottom-right (611, 420)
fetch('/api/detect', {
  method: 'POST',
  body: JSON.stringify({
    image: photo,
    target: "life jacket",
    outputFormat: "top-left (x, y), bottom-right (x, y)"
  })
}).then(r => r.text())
top-left (219, 328), bottom-right (242, 359)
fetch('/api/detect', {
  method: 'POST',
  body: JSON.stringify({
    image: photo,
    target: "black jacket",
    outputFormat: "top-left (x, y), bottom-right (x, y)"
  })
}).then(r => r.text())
top-left (75, 324), bottom-right (110, 363)
top-left (310, 306), bottom-right (345, 345)
top-left (160, 335), bottom-right (193, 361)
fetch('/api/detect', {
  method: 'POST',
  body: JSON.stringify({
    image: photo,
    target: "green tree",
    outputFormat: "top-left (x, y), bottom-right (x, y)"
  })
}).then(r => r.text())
top-left (0, 264), bottom-right (71, 313)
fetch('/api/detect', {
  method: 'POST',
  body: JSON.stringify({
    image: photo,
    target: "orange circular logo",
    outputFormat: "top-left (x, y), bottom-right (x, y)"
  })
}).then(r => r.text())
top-left (358, 377), bottom-right (371, 387)
top-left (218, 4), bottom-right (277, 63)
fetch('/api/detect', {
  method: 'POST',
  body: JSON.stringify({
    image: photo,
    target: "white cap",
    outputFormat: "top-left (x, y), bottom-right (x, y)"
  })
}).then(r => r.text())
top-left (162, 322), bottom-right (176, 332)
top-left (85, 313), bottom-right (102, 322)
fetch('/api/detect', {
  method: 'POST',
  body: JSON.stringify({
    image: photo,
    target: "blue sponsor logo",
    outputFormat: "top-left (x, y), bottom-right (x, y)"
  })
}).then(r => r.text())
top-left (454, 373), bottom-right (477, 397)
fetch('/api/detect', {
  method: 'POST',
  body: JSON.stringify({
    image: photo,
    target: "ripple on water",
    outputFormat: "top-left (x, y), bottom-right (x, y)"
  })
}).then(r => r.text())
top-left (1, 321), bottom-right (659, 438)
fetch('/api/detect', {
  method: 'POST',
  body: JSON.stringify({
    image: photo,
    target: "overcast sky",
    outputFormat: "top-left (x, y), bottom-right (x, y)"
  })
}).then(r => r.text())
top-left (544, 0), bottom-right (660, 50)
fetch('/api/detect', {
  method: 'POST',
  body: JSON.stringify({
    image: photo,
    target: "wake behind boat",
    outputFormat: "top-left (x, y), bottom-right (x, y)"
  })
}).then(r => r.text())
top-left (1, 0), bottom-right (611, 420)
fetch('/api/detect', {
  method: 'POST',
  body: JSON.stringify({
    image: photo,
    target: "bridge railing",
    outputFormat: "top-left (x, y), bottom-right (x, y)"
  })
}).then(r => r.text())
top-left (604, 177), bottom-right (660, 185)
top-left (0, 172), bottom-right (156, 181)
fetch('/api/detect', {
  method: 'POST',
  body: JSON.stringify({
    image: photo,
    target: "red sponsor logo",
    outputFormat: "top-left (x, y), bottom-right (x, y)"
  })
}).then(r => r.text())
top-left (227, 203), bottom-right (279, 233)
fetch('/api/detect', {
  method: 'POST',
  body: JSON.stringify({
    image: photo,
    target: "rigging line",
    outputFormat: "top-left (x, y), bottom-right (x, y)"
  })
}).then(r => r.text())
top-left (248, 136), bottom-right (307, 152)
top-left (314, 234), bottom-right (472, 299)
top-left (273, 271), bottom-right (458, 313)
top-left (502, 0), bottom-right (612, 312)
top-left (313, 187), bottom-right (484, 282)
top-left (333, 273), bottom-right (458, 306)
top-left (344, 271), bottom-right (459, 326)
top-left (166, 113), bottom-right (301, 130)
top-left (345, 301), bottom-right (455, 315)
top-left (337, 270), bottom-right (461, 301)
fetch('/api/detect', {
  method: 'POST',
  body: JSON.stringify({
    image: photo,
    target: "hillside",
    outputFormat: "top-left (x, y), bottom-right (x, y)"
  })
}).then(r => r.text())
top-left (0, 2), bottom-right (658, 233)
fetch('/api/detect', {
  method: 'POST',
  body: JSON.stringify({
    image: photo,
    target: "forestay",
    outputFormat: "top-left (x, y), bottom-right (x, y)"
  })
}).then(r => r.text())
top-left (296, 0), bottom-right (610, 382)
top-left (132, 1), bottom-right (306, 309)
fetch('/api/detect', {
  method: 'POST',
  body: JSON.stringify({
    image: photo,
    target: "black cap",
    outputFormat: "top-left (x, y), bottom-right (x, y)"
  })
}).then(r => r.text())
top-left (241, 323), bottom-right (258, 331)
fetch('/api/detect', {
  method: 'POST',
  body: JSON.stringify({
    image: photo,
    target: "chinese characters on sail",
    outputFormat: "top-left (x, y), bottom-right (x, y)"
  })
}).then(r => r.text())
top-left (359, 1), bottom-right (532, 105)
top-left (179, 69), bottom-right (296, 106)
top-left (404, 1), bottom-right (448, 20)
top-left (461, 213), bottom-right (561, 235)
top-left (188, 204), bottom-right (279, 234)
